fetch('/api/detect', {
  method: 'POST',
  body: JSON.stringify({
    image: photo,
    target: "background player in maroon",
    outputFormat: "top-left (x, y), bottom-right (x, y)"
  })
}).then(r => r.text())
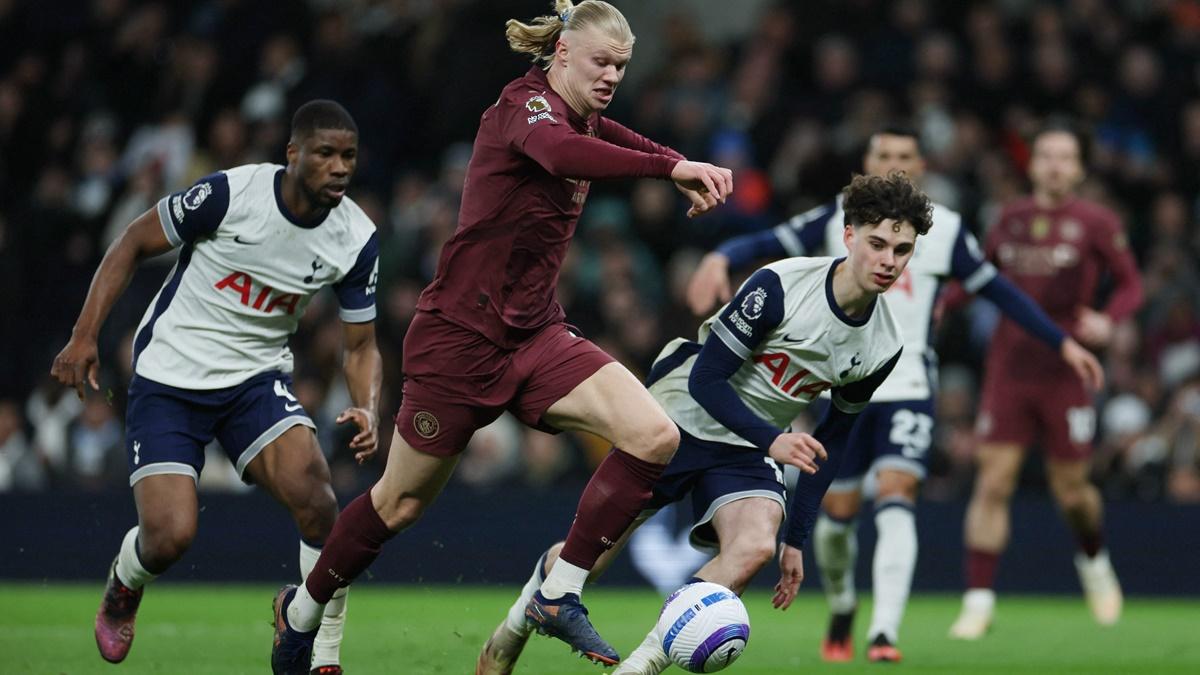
top-left (950, 122), bottom-right (1143, 639)
top-left (270, 2), bottom-right (733, 672)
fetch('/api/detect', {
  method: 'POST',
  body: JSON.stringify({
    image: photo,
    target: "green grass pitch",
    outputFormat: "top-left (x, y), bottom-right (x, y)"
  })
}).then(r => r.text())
top-left (4, 583), bottom-right (1198, 674)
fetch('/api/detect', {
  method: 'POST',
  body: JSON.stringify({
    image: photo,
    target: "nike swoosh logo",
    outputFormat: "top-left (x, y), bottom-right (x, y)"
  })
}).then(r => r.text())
top-left (234, 235), bottom-right (254, 244)
top-left (782, 333), bottom-right (810, 343)
top-left (284, 403), bottom-right (303, 412)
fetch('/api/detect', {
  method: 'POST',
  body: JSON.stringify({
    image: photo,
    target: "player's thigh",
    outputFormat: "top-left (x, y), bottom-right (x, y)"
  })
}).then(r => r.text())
top-left (710, 497), bottom-right (784, 560)
top-left (132, 473), bottom-right (199, 544)
top-left (371, 427), bottom-right (460, 525)
top-left (976, 377), bottom-right (1037, 450)
top-left (125, 375), bottom-right (220, 487)
top-left (243, 424), bottom-right (333, 511)
top-left (541, 361), bottom-right (676, 457)
top-left (689, 450), bottom-right (786, 552)
top-left (213, 372), bottom-right (319, 483)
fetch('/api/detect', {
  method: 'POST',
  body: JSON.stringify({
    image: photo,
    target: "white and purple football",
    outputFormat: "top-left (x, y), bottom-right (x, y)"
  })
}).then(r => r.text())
top-left (656, 582), bottom-right (750, 673)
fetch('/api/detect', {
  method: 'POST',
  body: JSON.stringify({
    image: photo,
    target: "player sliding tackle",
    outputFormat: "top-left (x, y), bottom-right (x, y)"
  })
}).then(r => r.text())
top-left (478, 172), bottom-right (931, 675)
top-left (271, 1), bottom-right (733, 672)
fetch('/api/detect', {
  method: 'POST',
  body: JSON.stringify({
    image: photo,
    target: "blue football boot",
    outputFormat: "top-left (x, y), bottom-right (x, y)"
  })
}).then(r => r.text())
top-left (525, 590), bottom-right (620, 666)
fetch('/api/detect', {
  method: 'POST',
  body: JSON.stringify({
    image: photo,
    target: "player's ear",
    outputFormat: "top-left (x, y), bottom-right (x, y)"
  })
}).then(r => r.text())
top-left (843, 223), bottom-right (854, 251)
top-left (285, 140), bottom-right (299, 166)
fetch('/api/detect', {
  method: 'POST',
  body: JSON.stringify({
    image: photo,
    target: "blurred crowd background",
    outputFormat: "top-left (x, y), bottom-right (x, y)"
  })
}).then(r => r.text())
top-left (2, 0), bottom-right (1199, 506)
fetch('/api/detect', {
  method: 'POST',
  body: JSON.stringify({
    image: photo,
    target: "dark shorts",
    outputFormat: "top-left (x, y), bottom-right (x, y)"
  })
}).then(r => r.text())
top-left (124, 371), bottom-right (315, 486)
top-left (394, 311), bottom-right (614, 457)
top-left (977, 375), bottom-right (1095, 461)
top-left (647, 428), bottom-right (787, 552)
top-left (811, 398), bottom-right (936, 492)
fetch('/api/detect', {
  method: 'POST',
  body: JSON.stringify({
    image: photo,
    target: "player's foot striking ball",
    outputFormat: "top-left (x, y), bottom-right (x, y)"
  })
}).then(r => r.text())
top-left (95, 559), bottom-right (143, 663)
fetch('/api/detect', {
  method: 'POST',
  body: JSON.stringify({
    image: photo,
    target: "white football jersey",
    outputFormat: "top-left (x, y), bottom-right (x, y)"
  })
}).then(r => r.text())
top-left (770, 195), bottom-right (996, 400)
top-left (133, 164), bottom-right (379, 389)
top-left (649, 257), bottom-right (904, 449)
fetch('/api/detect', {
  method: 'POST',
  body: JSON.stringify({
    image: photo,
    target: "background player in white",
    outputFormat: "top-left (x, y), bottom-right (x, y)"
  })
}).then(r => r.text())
top-left (50, 100), bottom-right (381, 675)
top-left (478, 173), bottom-right (929, 675)
top-left (686, 127), bottom-right (1103, 662)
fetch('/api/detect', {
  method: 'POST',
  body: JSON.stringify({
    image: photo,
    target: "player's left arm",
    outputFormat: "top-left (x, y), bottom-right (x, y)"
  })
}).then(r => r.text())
top-left (1081, 215), bottom-right (1144, 346)
top-left (333, 232), bottom-right (382, 462)
top-left (771, 349), bottom-right (900, 609)
top-left (950, 227), bottom-right (1105, 389)
top-left (596, 116), bottom-right (685, 160)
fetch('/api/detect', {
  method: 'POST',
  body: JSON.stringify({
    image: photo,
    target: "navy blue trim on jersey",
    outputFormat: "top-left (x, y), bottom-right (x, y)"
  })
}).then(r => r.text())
top-left (646, 340), bottom-right (702, 387)
top-left (978, 274), bottom-right (1066, 349)
top-left (711, 268), bottom-right (785, 359)
top-left (689, 333), bottom-right (783, 452)
top-left (273, 169), bottom-right (330, 228)
top-left (334, 231), bottom-right (379, 323)
top-left (156, 172), bottom-right (230, 246)
top-left (132, 244), bottom-right (194, 370)
top-left (714, 201), bottom-right (835, 268)
top-left (825, 258), bottom-right (875, 326)
top-left (949, 227), bottom-right (997, 292)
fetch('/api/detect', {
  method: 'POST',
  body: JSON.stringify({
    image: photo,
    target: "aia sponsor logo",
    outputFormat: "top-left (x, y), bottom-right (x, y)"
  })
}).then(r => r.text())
top-left (754, 352), bottom-right (831, 398)
top-left (214, 271), bottom-right (300, 314)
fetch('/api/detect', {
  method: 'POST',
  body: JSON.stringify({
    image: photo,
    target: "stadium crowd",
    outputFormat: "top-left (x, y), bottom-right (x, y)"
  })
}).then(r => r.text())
top-left (1, 0), bottom-right (1198, 503)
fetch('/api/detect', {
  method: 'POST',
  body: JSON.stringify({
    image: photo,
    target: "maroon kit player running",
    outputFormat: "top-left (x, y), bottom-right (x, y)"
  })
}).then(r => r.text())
top-left (949, 122), bottom-right (1143, 639)
top-left (270, 1), bottom-right (733, 672)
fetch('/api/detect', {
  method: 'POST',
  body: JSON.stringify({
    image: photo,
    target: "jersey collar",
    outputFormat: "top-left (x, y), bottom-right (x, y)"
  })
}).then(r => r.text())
top-left (274, 168), bottom-right (330, 229)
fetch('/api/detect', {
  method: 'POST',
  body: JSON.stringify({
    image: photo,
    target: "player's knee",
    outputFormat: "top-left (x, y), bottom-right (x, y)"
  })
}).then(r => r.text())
top-left (642, 417), bottom-right (679, 464)
top-left (295, 486), bottom-right (338, 541)
top-left (140, 520), bottom-right (195, 569)
top-left (1052, 481), bottom-right (1090, 511)
top-left (733, 533), bottom-right (777, 576)
top-left (977, 469), bottom-right (1017, 504)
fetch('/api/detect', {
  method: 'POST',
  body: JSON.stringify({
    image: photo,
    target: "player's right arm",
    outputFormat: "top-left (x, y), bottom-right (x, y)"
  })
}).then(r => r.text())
top-left (685, 202), bottom-right (836, 316)
top-left (51, 173), bottom-right (230, 399)
top-left (50, 208), bottom-right (173, 399)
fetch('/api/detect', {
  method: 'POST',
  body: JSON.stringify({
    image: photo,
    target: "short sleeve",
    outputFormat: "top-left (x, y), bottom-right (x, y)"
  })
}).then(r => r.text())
top-left (333, 231), bottom-right (379, 323)
top-left (709, 268), bottom-right (785, 359)
top-left (155, 172), bottom-right (230, 246)
top-left (951, 227), bottom-right (998, 293)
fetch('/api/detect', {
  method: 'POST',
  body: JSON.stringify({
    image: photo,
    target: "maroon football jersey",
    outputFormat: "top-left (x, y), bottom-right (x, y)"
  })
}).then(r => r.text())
top-left (984, 196), bottom-right (1142, 380)
top-left (417, 67), bottom-right (682, 348)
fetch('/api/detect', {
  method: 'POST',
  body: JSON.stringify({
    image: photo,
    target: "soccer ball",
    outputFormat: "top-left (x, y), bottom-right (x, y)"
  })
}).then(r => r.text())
top-left (656, 581), bottom-right (750, 673)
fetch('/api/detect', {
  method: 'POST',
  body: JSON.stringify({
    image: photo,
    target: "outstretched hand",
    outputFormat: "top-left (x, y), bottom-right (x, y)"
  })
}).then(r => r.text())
top-left (772, 543), bottom-right (805, 609)
top-left (337, 407), bottom-right (379, 463)
top-left (50, 337), bottom-right (100, 401)
top-left (671, 161), bottom-right (733, 218)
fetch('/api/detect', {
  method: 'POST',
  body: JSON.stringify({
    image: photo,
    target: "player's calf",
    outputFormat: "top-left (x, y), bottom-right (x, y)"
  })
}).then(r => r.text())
top-left (95, 559), bottom-right (144, 664)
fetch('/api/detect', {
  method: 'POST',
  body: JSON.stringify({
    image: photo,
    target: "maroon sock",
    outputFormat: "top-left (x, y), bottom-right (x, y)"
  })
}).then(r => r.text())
top-left (304, 491), bottom-right (395, 603)
top-left (558, 448), bottom-right (666, 569)
top-left (1075, 529), bottom-right (1104, 558)
top-left (965, 548), bottom-right (1001, 590)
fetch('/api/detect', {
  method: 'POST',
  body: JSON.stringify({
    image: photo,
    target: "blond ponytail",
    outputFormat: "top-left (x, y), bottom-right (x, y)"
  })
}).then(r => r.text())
top-left (505, 0), bottom-right (634, 67)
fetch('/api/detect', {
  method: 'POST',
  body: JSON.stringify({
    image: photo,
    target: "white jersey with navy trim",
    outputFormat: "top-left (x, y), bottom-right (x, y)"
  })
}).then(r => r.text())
top-left (134, 163), bottom-right (379, 390)
top-left (772, 195), bottom-right (996, 400)
top-left (649, 257), bottom-right (905, 449)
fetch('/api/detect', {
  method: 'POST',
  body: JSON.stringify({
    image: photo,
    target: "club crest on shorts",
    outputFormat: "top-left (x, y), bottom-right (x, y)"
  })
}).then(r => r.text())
top-left (413, 411), bottom-right (440, 439)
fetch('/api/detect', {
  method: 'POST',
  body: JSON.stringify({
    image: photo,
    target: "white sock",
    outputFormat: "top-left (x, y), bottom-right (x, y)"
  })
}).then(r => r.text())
top-left (814, 514), bottom-right (858, 614)
top-left (613, 622), bottom-right (671, 675)
top-left (505, 552), bottom-right (548, 634)
top-left (287, 581), bottom-right (326, 633)
top-left (867, 499), bottom-right (917, 643)
top-left (539, 558), bottom-right (589, 600)
top-left (300, 541), bottom-right (349, 667)
top-left (114, 527), bottom-right (157, 590)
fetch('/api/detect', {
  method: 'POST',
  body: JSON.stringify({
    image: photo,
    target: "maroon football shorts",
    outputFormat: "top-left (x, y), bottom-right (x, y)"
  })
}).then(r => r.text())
top-left (976, 374), bottom-right (1095, 461)
top-left (394, 310), bottom-right (615, 457)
